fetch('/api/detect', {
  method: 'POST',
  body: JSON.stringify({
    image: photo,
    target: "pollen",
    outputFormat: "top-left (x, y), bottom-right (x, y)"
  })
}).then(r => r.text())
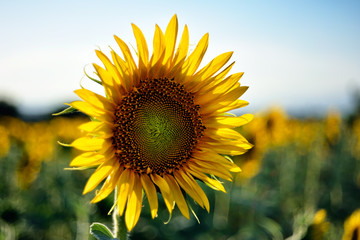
top-left (112, 78), bottom-right (205, 175)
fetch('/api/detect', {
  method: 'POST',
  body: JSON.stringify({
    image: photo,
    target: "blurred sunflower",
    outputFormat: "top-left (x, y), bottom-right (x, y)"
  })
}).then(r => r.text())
top-left (309, 209), bottom-right (330, 240)
top-left (0, 124), bottom-right (10, 158)
top-left (342, 209), bottom-right (360, 240)
top-left (325, 110), bottom-right (342, 145)
top-left (67, 14), bottom-right (252, 231)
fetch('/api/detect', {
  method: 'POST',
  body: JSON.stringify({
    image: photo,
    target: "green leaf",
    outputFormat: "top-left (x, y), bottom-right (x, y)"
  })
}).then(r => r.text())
top-left (90, 222), bottom-right (118, 240)
top-left (52, 106), bottom-right (77, 116)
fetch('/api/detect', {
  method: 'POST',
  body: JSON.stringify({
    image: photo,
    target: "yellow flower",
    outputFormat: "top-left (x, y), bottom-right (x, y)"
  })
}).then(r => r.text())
top-left (5, 116), bottom-right (28, 142)
top-left (67, 15), bottom-right (252, 231)
top-left (0, 124), bottom-right (10, 158)
top-left (342, 209), bottom-right (360, 240)
top-left (234, 115), bottom-right (268, 182)
top-left (295, 120), bottom-right (322, 154)
top-left (25, 122), bottom-right (55, 162)
top-left (325, 110), bottom-right (342, 145)
top-left (18, 121), bottom-right (56, 188)
top-left (309, 209), bottom-right (330, 240)
top-left (50, 116), bottom-right (87, 141)
top-left (264, 107), bottom-right (290, 146)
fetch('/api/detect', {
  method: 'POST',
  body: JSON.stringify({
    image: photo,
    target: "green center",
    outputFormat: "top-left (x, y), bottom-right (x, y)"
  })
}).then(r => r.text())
top-left (112, 78), bottom-right (205, 175)
top-left (135, 103), bottom-right (180, 152)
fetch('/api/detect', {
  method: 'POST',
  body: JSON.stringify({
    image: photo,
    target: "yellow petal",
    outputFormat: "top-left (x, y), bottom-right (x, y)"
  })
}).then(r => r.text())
top-left (83, 157), bottom-right (117, 194)
top-left (114, 35), bottom-right (137, 74)
top-left (69, 101), bottom-right (114, 124)
top-left (132, 23), bottom-right (149, 79)
top-left (196, 72), bottom-right (244, 102)
top-left (70, 152), bottom-right (105, 167)
top-left (151, 25), bottom-right (165, 66)
top-left (198, 87), bottom-right (247, 113)
top-left (93, 63), bottom-right (121, 104)
top-left (140, 174), bottom-right (158, 219)
top-left (211, 61), bottom-right (235, 85)
top-left (69, 100), bottom-right (102, 116)
top-left (220, 86), bottom-right (248, 103)
top-left (192, 150), bottom-right (241, 173)
top-left (113, 35), bottom-right (139, 87)
top-left (201, 100), bottom-right (249, 116)
top-left (95, 50), bottom-right (125, 91)
top-left (78, 121), bottom-right (113, 138)
top-left (98, 138), bottom-right (115, 156)
top-left (186, 166), bottom-right (226, 192)
top-left (91, 165), bottom-right (123, 203)
top-left (200, 141), bottom-right (251, 155)
top-left (196, 85), bottom-right (247, 108)
top-left (174, 170), bottom-right (204, 208)
top-left (151, 174), bottom-right (174, 214)
top-left (172, 24), bottom-right (189, 68)
top-left (148, 25), bottom-right (165, 79)
top-left (192, 52), bottom-right (233, 86)
top-left (68, 101), bottom-right (109, 122)
top-left (78, 121), bottom-right (103, 132)
top-left (163, 175), bottom-right (190, 219)
top-left (181, 171), bottom-right (210, 212)
top-left (163, 14), bottom-right (178, 67)
top-left (74, 88), bottom-right (114, 113)
top-left (71, 137), bottom-right (105, 151)
top-left (111, 50), bottom-right (132, 91)
top-left (125, 174), bottom-right (143, 232)
top-left (203, 114), bottom-right (253, 128)
top-left (181, 33), bottom-right (209, 80)
top-left (228, 165), bottom-right (242, 173)
top-left (205, 128), bottom-right (248, 141)
top-left (189, 162), bottom-right (232, 182)
top-left (206, 135), bottom-right (253, 148)
top-left (214, 72), bottom-right (245, 94)
top-left (117, 169), bottom-right (135, 216)
top-left (217, 100), bottom-right (249, 114)
top-left (110, 50), bottom-right (126, 75)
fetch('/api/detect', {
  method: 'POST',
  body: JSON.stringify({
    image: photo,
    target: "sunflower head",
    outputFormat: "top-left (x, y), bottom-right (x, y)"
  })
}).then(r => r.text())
top-left (67, 14), bottom-right (252, 231)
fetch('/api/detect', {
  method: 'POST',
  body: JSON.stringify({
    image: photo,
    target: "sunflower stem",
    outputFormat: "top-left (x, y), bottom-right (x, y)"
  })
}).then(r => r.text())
top-left (112, 187), bottom-right (128, 240)
top-left (118, 213), bottom-right (128, 240)
top-left (112, 197), bottom-right (118, 237)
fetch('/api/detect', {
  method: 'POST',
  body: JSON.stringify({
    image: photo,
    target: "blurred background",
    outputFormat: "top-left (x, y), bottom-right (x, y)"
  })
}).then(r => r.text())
top-left (0, 0), bottom-right (360, 239)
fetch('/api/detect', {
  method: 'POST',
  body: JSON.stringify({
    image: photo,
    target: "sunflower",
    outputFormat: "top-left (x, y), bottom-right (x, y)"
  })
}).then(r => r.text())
top-left (342, 209), bottom-right (360, 240)
top-left (67, 14), bottom-right (252, 231)
top-left (309, 209), bottom-right (330, 240)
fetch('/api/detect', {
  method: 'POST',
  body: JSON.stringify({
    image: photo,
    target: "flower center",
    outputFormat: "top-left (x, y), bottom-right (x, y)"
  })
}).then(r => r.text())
top-left (112, 78), bottom-right (205, 175)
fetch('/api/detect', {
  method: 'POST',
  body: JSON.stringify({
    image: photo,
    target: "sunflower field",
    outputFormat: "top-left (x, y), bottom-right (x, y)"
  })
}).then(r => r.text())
top-left (1, 101), bottom-right (360, 240)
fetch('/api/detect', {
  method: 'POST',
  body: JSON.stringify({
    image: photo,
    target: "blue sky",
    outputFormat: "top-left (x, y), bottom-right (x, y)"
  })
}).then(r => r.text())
top-left (0, 0), bottom-right (359, 115)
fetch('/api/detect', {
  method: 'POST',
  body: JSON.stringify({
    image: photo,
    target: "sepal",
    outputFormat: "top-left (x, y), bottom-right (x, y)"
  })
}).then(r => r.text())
top-left (84, 66), bottom-right (102, 85)
top-left (52, 106), bottom-right (77, 116)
